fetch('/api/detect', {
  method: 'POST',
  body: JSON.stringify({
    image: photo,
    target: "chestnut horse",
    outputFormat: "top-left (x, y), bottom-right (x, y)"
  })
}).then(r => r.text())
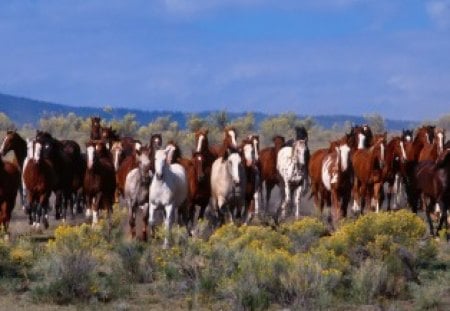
top-left (209, 126), bottom-right (238, 158)
top-left (259, 135), bottom-right (285, 209)
top-left (352, 133), bottom-right (387, 214)
top-left (414, 148), bottom-right (450, 238)
top-left (1, 130), bottom-right (27, 208)
top-left (23, 139), bottom-right (54, 229)
top-left (84, 140), bottom-right (116, 226)
top-left (419, 128), bottom-right (445, 161)
top-left (321, 136), bottom-right (352, 228)
top-left (0, 153), bottom-right (20, 239)
top-left (383, 135), bottom-right (410, 210)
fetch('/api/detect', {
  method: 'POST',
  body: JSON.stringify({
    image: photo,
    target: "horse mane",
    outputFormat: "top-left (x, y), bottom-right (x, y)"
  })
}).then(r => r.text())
top-left (295, 126), bottom-right (308, 141)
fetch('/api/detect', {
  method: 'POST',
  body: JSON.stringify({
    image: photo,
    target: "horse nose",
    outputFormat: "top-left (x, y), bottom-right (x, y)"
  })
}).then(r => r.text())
top-left (156, 173), bottom-right (163, 180)
top-left (233, 179), bottom-right (240, 186)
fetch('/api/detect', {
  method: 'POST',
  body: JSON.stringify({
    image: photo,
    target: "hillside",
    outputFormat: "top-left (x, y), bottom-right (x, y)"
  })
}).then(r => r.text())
top-left (0, 92), bottom-right (418, 130)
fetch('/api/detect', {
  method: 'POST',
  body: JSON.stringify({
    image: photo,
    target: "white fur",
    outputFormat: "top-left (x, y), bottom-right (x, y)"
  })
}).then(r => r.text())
top-left (357, 133), bottom-right (366, 149)
top-left (437, 132), bottom-right (444, 154)
top-left (253, 138), bottom-right (259, 161)
top-left (400, 141), bottom-right (407, 161)
top-left (339, 144), bottom-right (350, 171)
top-left (228, 130), bottom-right (237, 148)
top-left (149, 149), bottom-right (188, 248)
top-left (87, 145), bottom-right (95, 169)
top-left (33, 142), bottom-right (42, 161)
top-left (196, 134), bottom-right (204, 152)
top-left (0, 136), bottom-right (6, 155)
top-left (322, 157), bottom-right (333, 191)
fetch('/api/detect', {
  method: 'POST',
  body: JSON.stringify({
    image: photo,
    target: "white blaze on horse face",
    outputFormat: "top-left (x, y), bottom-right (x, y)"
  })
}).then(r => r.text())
top-left (228, 130), bottom-right (237, 148)
top-left (165, 144), bottom-right (176, 164)
top-left (87, 145), bottom-right (95, 169)
top-left (295, 141), bottom-right (306, 165)
top-left (357, 133), bottom-right (366, 149)
top-left (196, 134), bottom-right (204, 152)
top-left (34, 142), bottom-right (42, 161)
top-left (380, 142), bottom-right (385, 164)
top-left (399, 141), bottom-right (407, 161)
top-left (437, 132), bottom-right (444, 154)
top-left (243, 143), bottom-right (254, 166)
top-left (139, 153), bottom-right (151, 172)
top-left (339, 144), bottom-right (350, 172)
top-left (0, 136), bottom-right (7, 154)
top-left (425, 133), bottom-right (430, 144)
top-left (154, 149), bottom-right (167, 178)
top-left (405, 135), bottom-right (412, 142)
top-left (135, 142), bottom-right (142, 151)
top-left (252, 138), bottom-right (259, 161)
top-left (228, 153), bottom-right (241, 184)
top-left (113, 149), bottom-right (120, 171)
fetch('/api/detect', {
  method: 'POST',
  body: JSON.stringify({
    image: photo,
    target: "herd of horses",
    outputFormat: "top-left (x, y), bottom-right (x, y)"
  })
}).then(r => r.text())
top-left (0, 116), bottom-right (449, 246)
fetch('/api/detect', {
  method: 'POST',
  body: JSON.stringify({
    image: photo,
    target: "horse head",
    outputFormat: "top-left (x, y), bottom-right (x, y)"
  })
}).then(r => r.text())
top-left (295, 126), bottom-right (308, 141)
top-left (248, 134), bottom-right (260, 161)
top-left (136, 145), bottom-right (152, 182)
top-left (223, 148), bottom-right (242, 186)
top-left (435, 128), bottom-right (445, 155)
top-left (154, 149), bottom-right (168, 180)
top-left (0, 130), bottom-right (15, 156)
top-left (150, 133), bottom-right (163, 150)
top-left (192, 151), bottom-right (206, 182)
top-left (110, 141), bottom-right (123, 171)
top-left (335, 136), bottom-right (351, 172)
top-left (402, 129), bottom-right (414, 142)
top-left (372, 133), bottom-right (387, 169)
top-left (292, 139), bottom-right (308, 167)
top-left (224, 126), bottom-right (238, 149)
top-left (195, 128), bottom-right (209, 152)
top-left (272, 135), bottom-right (285, 151)
top-left (241, 138), bottom-right (256, 167)
top-left (165, 141), bottom-right (182, 164)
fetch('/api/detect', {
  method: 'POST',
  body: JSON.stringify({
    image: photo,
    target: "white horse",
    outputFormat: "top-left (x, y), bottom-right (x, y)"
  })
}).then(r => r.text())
top-left (148, 148), bottom-right (188, 248)
top-left (241, 137), bottom-right (261, 223)
top-left (124, 146), bottom-right (152, 239)
top-left (210, 149), bottom-right (246, 225)
top-left (277, 139), bottom-right (309, 220)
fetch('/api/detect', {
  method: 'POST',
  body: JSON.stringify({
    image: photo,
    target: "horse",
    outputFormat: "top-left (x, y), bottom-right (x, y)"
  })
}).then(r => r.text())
top-left (210, 148), bottom-right (246, 226)
top-left (259, 135), bottom-right (285, 209)
top-left (309, 135), bottom-right (350, 215)
top-left (0, 152), bottom-right (20, 239)
top-left (209, 126), bottom-right (238, 158)
top-left (84, 140), bottom-right (116, 226)
top-left (23, 139), bottom-right (54, 229)
top-left (100, 126), bottom-right (120, 150)
top-left (192, 129), bottom-right (217, 219)
top-left (414, 148), bottom-right (450, 238)
top-left (240, 136), bottom-right (262, 223)
top-left (383, 135), bottom-right (410, 210)
top-left (90, 116), bottom-right (102, 140)
top-left (124, 146), bottom-right (152, 240)
top-left (321, 136), bottom-right (352, 228)
top-left (352, 133), bottom-right (387, 214)
top-left (148, 148), bottom-right (188, 248)
top-left (276, 127), bottom-right (309, 221)
top-left (0, 130), bottom-right (27, 208)
top-left (35, 131), bottom-right (78, 221)
top-left (349, 124), bottom-right (373, 150)
top-left (419, 128), bottom-right (446, 161)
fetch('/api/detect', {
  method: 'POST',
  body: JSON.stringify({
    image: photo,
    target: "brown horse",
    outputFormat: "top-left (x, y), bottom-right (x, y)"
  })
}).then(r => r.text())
top-left (351, 133), bottom-right (387, 214)
top-left (321, 135), bottom-right (352, 228)
top-left (23, 139), bottom-right (54, 229)
top-left (309, 135), bottom-right (350, 214)
top-left (349, 124), bottom-right (373, 150)
top-left (383, 136), bottom-right (410, 210)
top-left (419, 128), bottom-right (445, 161)
top-left (240, 136), bottom-right (262, 222)
top-left (209, 126), bottom-right (238, 158)
top-left (84, 140), bottom-right (116, 226)
top-left (259, 135), bottom-right (285, 209)
top-left (0, 153), bottom-right (20, 239)
top-left (1, 130), bottom-right (27, 208)
top-left (100, 126), bottom-right (120, 150)
top-left (90, 116), bottom-right (102, 140)
top-left (414, 148), bottom-right (450, 238)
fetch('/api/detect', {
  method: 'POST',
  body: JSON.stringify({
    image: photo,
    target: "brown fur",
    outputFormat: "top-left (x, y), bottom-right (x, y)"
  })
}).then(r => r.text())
top-left (259, 135), bottom-right (285, 206)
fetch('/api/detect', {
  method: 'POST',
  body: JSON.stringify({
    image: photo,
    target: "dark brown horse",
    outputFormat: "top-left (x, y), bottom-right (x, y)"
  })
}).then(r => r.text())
top-left (84, 140), bottom-right (116, 226)
top-left (321, 135), bottom-right (352, 228)
top-left (100, 126), bottom-right (120, 150)
top-left (23, 139), bottom-right (54, 229)
top-left (240, 136), bottom-right (262, 222)
top-left (0, 153), bottom-right (20, 239)
top-left (1, 130), bottom-right (27, 208)
top-left (414, 148), bottom-right (450, 238)
top-left (90, 116), bottom-right (102, 140)
top-left (351, 133), bottom-right (387, 214)
top-left (259, 135), bottom-right (285, 209)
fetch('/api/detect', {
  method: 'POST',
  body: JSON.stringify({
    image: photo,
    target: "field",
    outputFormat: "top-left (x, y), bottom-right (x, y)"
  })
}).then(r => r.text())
top-left (1, 186), bottom-right (450, 311)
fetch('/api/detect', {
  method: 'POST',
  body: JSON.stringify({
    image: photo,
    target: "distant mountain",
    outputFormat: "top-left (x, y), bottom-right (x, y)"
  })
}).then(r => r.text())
top-left (0, 92), bottom-right (418, 131)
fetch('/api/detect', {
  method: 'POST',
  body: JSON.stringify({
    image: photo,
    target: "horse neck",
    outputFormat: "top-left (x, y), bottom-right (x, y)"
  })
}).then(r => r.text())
top-left (10, 136), bottom-right (27, 167)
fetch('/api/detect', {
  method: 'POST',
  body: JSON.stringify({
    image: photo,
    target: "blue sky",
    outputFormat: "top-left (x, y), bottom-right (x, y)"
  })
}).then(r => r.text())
top-left (0, 0), bottom-right (449, 120)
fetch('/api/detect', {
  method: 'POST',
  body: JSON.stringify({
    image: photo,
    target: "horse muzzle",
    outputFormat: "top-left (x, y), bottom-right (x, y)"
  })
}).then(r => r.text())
top-left (155, 173), bottom-right (163, 180)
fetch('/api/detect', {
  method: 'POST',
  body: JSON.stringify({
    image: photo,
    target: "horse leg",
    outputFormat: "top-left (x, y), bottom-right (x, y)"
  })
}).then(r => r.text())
top-left (425, 199), bottom-right (435, 237)
top-left (280, 179), bottom-right (290, 220)
top-left (265, 181), bottom-right (274, 211)
top-left (0, 202), bottom-right (7, 239)
top-left (54, 190), bottom-right (62, 220)
top-left (128, 201), bottom-right (136, 239)
top-left (148, 202), bottom-right (157, 238)
top-left (163, 204), bottom-right (174, 249)
top-left (141, 203), bottom-right (149, 241)
top-left (294, 185), bottom-right (302, 220)
top-left (92, 193), bottom-right (102, 225)
top-left (330, 188), bottom-right (340, 229)
top-left (373, 182), bottom-right (381, 213)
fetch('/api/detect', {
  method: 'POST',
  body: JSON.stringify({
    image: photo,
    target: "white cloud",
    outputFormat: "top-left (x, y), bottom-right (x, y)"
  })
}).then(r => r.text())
top-left (426, 0), bottom-right (450, 29)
